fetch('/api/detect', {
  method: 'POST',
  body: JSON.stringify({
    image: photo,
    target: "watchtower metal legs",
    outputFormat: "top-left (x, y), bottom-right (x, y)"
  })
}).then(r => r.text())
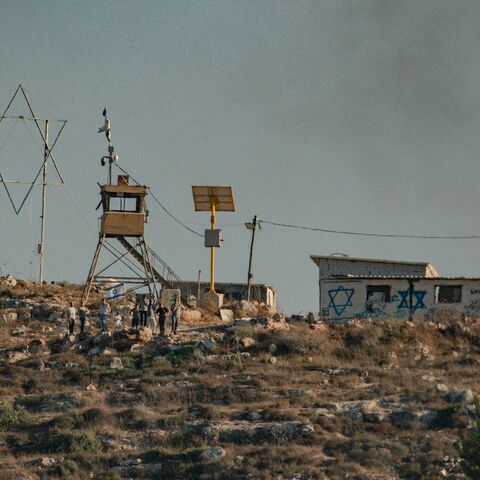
top-left (81, 235), bottom-right (159, 306)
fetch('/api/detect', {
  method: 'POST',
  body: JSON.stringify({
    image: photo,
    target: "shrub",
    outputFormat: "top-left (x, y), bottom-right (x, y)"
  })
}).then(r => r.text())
top-left (42, 430), bottom-right (100, 453)
top-left (459, 399), bottom-right (480, 479)
top-left (0, 403), bottom-right (31, 431)
top-left (55, 459), bottom-right (79, 476)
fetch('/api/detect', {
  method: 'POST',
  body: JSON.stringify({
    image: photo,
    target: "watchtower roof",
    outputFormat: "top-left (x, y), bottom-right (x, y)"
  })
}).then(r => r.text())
top-left (101, 184), bottom-right (148, 195)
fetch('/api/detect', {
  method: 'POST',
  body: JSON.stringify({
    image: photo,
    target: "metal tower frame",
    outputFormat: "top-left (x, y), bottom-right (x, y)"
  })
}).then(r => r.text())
top-left (0, 84), bottom-right (67, 283)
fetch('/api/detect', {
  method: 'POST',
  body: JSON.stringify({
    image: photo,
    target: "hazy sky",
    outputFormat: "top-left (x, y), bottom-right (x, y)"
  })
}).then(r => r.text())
top-left (1, 1), bottom-right (480, 313)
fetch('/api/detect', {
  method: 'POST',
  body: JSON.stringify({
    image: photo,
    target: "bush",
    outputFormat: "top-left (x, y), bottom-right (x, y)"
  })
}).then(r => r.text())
top-left (42, 430), bottom-right (100, 453)
top-left (55, 459), bottom-right (79, 476)
top-left (0, 403), bottom-right (31, 430)
top-left (459, 399), bottom-right (480, 479)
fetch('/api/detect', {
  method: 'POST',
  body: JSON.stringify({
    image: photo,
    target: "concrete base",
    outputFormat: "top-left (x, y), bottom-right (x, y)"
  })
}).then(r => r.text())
top-left (199, 292), bottom-right (224, 313)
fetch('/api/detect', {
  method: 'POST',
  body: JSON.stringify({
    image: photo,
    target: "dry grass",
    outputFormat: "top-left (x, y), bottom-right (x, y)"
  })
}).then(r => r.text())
top-left (0, 300), bottom-right (477, 479)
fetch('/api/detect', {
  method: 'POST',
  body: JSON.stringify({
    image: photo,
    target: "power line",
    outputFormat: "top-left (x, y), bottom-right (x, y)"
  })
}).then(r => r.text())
top-left (113, 162), bottom-right (204, 238)
top-left (260, 220), bottom-right (480, 240)
top-left (149, 213), bottom-right (244, 228)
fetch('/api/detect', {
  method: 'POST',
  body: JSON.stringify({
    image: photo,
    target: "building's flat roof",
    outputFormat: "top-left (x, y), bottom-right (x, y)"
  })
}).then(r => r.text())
top-left (330, 274), bottom-right (480, 281)
top-left (310, 255), bottom-right (431, 267)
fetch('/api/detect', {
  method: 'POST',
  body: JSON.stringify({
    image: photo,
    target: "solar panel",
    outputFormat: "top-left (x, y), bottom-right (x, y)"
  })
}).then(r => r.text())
top-left (192, 185), bottom-right (235, 212)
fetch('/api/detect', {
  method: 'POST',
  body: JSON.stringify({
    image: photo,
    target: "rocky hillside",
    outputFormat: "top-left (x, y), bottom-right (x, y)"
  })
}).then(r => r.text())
top-left (0, 279), bottom-right (478, 479)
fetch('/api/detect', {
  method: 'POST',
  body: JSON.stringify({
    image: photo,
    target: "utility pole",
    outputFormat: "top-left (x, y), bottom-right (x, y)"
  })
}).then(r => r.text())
top-left (0, 85), bottom-right (67, 285)
top-left (210, 204), bottom-right (216, 293)
top-left (39, 120), bottom-right (49, 284)
top-left (246, 215), bottom-right (259, 301)
top-left (197, 269), bottom-right (202, 304)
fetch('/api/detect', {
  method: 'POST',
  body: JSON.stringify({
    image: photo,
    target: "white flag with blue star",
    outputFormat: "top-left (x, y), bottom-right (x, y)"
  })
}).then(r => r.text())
top-left (105, 283), bottom-right (124, 300)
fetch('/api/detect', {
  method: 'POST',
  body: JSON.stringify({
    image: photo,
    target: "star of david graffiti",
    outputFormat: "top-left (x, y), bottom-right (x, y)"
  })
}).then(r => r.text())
top-left (328, 286), bottom-right (354, 316)
top-left (398, 289), bottom-right (426, 312)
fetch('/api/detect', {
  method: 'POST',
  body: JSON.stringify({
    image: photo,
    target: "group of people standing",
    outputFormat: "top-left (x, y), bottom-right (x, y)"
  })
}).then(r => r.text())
top-left (65, 295), bottom-right (182, 336)
top-left (129, 296), bottom-right (181, 335)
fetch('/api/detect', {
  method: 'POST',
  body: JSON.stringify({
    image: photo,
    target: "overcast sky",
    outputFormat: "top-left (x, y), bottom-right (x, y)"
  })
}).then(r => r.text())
top-left (1, 1), bottom-right (480, 313)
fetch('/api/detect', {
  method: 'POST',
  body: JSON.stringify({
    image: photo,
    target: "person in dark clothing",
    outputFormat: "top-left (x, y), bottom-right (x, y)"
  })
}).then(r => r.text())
top-left (131, 303), bottom-right (140, 329)
top-left (79, 306), bottom-right (88, 334)
top-left (155, 303), bottom-right (169, 335)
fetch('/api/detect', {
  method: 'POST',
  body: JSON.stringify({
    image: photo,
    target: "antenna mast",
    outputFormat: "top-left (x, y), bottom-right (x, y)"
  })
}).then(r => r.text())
top-left (0, 85), bottom-right (67, 283)
top-left (39, 120), bottom-right (48, 283)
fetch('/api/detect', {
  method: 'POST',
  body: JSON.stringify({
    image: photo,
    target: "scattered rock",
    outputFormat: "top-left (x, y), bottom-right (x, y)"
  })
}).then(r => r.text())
top-left (12, 325), bottom-right (26, 336)
top-left (446, 389), bottom-right (474, 404)
top-left (6, 350), bottom-right (30, 364)
top-left (201, 447), bottom-right (226, 460)
top-left (219, 309), bottom-right (234, 322)
top-left (436, 383), bottom-right (449, 393)
top-left (1, 274), bottom-right (17, 287)
top-left (110, 357), bottom-right (123, 369)
top-left (182, 309), bottom-right (202, 322)
top-left (239, 300), bottom-right (257, 316)
top-left (186, 420), bottom-right (311, 444)
top-left (240, 337), bottom-right (255, 348)
top-left (195, 338), bottom-right (217, 352)
top-left (28, 338), bottom-right (48, 354)
top-left (137, 327), bottom-right (153, 342)
top-left (39, 456), bottom-right (56, 467)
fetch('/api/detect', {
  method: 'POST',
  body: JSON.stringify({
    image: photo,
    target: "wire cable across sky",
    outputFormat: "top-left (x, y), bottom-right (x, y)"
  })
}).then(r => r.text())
top-left (260, 220), bottom-right (480, 240)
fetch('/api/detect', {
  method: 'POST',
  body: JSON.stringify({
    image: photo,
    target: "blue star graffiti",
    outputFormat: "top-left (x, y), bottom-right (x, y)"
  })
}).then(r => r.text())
top-left (328, 286), bottom-right (355, 316)
top-left (397, 289), bottom-right (427, 312)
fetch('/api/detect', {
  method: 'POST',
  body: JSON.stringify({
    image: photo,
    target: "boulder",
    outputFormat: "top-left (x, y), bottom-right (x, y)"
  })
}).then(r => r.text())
top-left (239, 300), bottom-right (257, 316)
top-left (220, 309), bottom-right (234, 322)
top-left (28, 338), bottom-right (47, 355)
top-left (436, 383), bottom-right (449, 393)
top-left (109, 357), bottom-right (123, 369)
top-left (1, 274), bottom-right (17, 287)
top-left (194, 338), bottom-right (216, 352)
top-left (11, 325), bottom-right (26, 336)
top-left (182, 309), bottom-right (202, 322)
top-left (240, 337), bottom-right (255, 348)
top-left (446, 389), bottom-right (474, 404)
top-left (187, 420), bottom-right (310, 444)
top-left (201, 447), bottom-right (226, 460)
top-left (138, 327), bottom-right (153, 342)
top-left (112, 330), bottom-right (140, 352)
top-left (6, 350), bottom-right (30, 364)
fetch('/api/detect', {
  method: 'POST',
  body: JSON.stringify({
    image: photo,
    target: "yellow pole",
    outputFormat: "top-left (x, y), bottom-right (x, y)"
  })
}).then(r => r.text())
top-left (210, 203), bottom-right (216, 293)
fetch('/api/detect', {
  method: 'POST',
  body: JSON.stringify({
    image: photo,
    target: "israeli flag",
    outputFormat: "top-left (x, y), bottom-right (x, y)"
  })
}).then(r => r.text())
top-left (105, 283), bottom-right (124, 300)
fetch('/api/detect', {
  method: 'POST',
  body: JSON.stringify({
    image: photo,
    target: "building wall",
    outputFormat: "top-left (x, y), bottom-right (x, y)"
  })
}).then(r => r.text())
top-left (316, 258), bottom-right (431, 279)
top-left (320, 277), bottom-right (480, 321)
top-left (172, 281), bottom-right (277, 309)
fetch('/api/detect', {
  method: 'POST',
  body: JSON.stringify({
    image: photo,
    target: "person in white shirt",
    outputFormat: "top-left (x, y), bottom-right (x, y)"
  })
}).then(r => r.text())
top-left (99, 298), bottom-right (111, 332)
top-left (66, 302), bottom-right (77, 335)
top-left (114, 311), bottom-right (123, 331)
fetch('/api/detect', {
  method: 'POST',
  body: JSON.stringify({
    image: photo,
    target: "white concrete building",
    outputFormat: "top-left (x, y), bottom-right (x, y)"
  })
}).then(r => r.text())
top-left (311, 255), bottom-right (480, 321)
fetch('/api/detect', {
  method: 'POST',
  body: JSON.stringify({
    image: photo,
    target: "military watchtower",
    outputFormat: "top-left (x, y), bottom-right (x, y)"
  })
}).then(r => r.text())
top-left (81, 111), bottom-right (191, 306)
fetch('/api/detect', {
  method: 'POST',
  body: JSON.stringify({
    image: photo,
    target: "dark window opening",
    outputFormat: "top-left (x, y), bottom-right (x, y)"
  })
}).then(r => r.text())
top-left (108, 196), bottom-right (140, 212)
top-left (435, 285), bottom-right (462, 304)
top-left (366, 285), bottom-right (391, 304)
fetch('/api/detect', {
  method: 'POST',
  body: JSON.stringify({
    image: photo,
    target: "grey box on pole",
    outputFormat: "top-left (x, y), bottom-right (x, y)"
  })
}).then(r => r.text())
top-left (205, 229), bottom-right (222, 247)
